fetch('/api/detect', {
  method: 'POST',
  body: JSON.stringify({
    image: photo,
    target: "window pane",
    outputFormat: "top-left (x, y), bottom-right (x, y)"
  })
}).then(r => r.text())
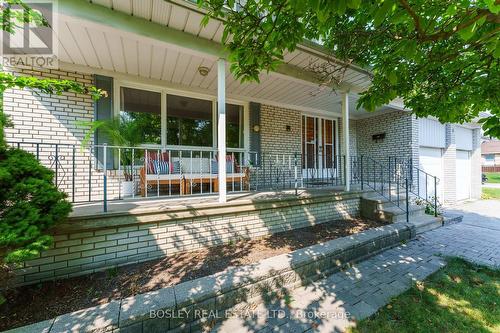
top-left (120, 87), bottom-right (161, 145)
top-left (167, 94), bottom-right (213, 147)
top-left (227, 103), bottom-right (243, 148)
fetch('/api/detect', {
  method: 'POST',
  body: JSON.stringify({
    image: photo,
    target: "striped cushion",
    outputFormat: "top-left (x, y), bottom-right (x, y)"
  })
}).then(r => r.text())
top-left (154, 160), bottom-right (170, 174)
top-left (147, 160), bottom-right (156, 174)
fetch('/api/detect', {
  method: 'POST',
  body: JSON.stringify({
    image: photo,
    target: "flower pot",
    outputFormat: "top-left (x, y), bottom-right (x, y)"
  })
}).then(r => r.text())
top-left (121, 180), bottom-right (135, 197)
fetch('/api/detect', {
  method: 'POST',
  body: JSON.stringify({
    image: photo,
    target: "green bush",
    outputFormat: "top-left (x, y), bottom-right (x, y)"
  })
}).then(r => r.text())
top-left (0, 147), bottom-right (71, 263)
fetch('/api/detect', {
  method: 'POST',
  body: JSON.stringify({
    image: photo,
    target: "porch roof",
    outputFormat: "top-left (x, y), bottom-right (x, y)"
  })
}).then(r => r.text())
top-left (54, 0), bottom-right (403, 119)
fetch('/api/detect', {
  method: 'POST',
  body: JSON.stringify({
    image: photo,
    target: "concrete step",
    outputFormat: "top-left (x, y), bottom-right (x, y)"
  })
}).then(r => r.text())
top-left (377, 204), bottom-right (426, 223)
top-left (409, 215), bottom-right (443, 234)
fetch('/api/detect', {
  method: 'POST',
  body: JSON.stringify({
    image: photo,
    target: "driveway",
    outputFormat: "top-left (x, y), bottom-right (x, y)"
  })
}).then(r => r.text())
top-left (211, 200), bottom-right (500, 332)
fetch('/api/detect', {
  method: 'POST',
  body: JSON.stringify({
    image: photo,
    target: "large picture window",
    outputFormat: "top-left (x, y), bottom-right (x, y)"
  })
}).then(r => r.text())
top-left (167, 94), bottom-right (213, 147)
top-left (118, 85), bottom-right (246, 149)
top-left (120, 87), bottom-right (161, 145)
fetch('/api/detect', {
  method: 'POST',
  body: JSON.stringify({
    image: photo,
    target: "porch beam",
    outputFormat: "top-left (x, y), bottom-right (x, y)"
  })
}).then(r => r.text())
top-left (217, 59), bottom-right (227, 203)
top-left (342, 92), bottom-right (350, 191)
top-left (58, 0), bottom-right (366, 93)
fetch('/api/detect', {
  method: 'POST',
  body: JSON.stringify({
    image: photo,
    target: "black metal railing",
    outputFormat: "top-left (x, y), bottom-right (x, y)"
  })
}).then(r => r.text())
top-left (248, 153), bottom-right (347, 193)
top-left (8, 140), bottom-right (440, 217)
top-left (8, 141), bottom-right (348, 212)
top-left (389, 156), bottom-right (439, 217)
top-left (352, 155), bottom-right (410, 223)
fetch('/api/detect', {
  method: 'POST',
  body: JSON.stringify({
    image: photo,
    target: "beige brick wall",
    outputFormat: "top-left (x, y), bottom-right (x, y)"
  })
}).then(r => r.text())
top-left (13, 198), bottom-right (360, 286)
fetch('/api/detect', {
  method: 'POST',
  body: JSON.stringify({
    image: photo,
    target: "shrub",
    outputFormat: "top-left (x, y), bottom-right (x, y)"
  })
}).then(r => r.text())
top-left (0, 147), bottom-right (71, 263)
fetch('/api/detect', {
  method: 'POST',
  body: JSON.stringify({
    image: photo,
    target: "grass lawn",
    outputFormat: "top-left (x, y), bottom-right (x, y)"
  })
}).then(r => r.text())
top-left (349, 258), bottom-right (500, 333)
top-left (482, 188), bottom-right (500, 200)
top-left (484, 172), bottom-right (500, 183)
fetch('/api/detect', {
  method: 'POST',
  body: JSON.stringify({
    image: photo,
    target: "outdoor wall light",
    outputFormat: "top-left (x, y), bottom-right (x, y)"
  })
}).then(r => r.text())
top-left (253, 125), bottom-right (260, 133)
top-left (198, 66), bottom-right (210, 76)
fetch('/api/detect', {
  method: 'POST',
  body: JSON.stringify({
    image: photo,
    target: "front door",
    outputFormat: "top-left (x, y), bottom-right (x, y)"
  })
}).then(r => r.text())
top-left (301, 115), bottom-right (337, 180)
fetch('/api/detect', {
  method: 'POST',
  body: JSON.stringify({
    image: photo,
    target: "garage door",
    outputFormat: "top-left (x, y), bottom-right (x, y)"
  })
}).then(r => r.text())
top-left (456, 150), bottom-right (471, 201)
top-left (419, 147), bottom-right (443, 200)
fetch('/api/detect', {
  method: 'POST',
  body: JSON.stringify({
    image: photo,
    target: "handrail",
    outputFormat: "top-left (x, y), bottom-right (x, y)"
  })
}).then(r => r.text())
top-left (352, 155), bottom-right (410, 223)
top-left (390, 157), bottom-right (439, 217)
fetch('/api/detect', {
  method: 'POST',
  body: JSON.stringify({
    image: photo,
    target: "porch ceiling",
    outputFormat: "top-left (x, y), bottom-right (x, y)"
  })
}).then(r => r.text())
top-left (54, 0), bottom-right (399, 118)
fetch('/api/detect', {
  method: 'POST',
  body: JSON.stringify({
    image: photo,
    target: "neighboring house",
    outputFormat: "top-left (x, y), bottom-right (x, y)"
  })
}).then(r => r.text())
top-left (481, 140), bottom-right (500, 167)
top-left (2, 0), bottom-right (481, 206)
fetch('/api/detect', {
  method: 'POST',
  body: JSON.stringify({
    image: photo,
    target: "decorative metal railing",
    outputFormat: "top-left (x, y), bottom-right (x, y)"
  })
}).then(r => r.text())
top-left (8, 141), bottom-right (348, 212)
top-left (389, 156), bottom-right (440, 217)
top-left (9, 140), bottom-right (439, 217)
top-left (351, 155), bottom-right (411, 223)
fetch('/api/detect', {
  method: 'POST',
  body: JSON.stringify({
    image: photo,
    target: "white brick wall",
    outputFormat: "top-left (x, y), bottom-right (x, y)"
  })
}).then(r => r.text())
top-left (442, 124), bottom-right (457, 204)
top-left (260, 104), bottom-right (302, 156)
top-left (3, 65), bottom-right (122, 201)
top-left (470, 128), bottom-right (482, 200)
top-left (355, 111), bottom-right (417, 164)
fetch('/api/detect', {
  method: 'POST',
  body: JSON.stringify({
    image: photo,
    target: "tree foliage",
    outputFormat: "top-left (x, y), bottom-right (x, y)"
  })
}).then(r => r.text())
top-left (200, 0), bottom-right (500, 137)
top-left (0, 149), bottom-right (72, 263)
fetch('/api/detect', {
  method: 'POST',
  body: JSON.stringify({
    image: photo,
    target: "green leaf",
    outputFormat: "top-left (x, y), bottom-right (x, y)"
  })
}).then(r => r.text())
top-left (337, 0), bottom-right (347, 15)
top-left (494, 41), bottom-right (500, 59)
top-left (373, 0), bottom-right (394, 27)
top-left (347, 0), bottom-right (361, 9)
top-left (200, 15), bottom-right (209, 27)
top-left (458, 23), bottom-right (476, 41)
top-left (388, 71), bottom-right (398, 84)
top-left (445, 4), bottom-right (457, 16)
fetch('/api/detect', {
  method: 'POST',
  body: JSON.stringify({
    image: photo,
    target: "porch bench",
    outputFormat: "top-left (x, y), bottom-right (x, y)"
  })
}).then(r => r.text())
top-left (139, 169), bottom-right (185, 196)
top-left (183, 169), bottom-right (250, 194)
top-left (139, 153), bottom-right (250, 196)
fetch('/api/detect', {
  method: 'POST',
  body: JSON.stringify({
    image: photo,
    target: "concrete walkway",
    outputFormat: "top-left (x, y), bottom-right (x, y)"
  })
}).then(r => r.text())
top-left (210, 200), bottom-right (500, 333)
top-left (482, 183), bottom-right (500, 188)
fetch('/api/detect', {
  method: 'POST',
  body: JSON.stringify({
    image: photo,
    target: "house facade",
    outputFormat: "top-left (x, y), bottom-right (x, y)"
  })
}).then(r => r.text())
top-left (2, 0), bottom-right (486, 287)
top-left (481, 140), bottom-right (500, 170)
top-left (3, 0), bottom-right (481, 206)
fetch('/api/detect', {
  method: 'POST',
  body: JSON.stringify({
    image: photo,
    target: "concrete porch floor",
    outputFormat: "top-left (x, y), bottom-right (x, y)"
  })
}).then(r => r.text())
top-left (70, 186), bottom-right (361, 218)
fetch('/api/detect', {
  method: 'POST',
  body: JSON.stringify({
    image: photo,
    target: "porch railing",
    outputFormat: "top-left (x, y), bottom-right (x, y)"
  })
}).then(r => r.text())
top-left (8, 141), bottom-right (348, 211)
top-left (8, 140), bottom-right (439, 217)
top-left (351, 155), bottom-right (410, 223)
top-left (389, 156), bottom-right (439, 217)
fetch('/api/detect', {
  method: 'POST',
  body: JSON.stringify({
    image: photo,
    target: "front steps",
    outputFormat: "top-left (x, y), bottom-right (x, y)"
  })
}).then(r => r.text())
top-left (361, 192), bottom-right (443, 233)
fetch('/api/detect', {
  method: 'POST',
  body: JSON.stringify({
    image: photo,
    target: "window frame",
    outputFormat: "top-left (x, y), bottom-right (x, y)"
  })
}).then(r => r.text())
top-left (113, 79), bottom-right (248, 152)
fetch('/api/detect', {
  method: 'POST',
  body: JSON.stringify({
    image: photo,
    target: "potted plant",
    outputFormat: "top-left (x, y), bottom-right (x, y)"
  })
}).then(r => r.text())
top-left (78, 115), bottom-right (143, 197)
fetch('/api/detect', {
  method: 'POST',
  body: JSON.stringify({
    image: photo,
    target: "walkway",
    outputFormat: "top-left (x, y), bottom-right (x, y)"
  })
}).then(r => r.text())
top-left (211, 200), bottom-right (500, 332)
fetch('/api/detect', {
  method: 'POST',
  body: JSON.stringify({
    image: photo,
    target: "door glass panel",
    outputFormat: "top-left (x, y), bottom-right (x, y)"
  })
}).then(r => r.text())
top-left (302, 116), bottom-right (336, 171)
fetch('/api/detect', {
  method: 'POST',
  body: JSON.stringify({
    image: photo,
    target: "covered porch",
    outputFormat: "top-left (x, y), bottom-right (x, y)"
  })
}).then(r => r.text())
top-left (6, 0), bottom-right (415, 211)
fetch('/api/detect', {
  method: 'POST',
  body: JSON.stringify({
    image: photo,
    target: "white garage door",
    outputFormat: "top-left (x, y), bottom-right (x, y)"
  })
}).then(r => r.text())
top-left (456, 150), bottom-right (471, 201)
top-left (419, 147), bottom-right (443, 200)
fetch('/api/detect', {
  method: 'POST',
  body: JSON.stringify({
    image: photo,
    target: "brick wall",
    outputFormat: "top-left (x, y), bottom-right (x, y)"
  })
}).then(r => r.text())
top-left (3, 66), bottom-right (120, 201)
top-left (13, 196), bottom-right (360, 286)
top-left (260, 104), bottom-right (302, 156)
top-left (355, 111), bottom-right (416, 164)
top-left (442, 124), bottom-right (457, 204)
top-left (470, 128), bottom-right (482, 199)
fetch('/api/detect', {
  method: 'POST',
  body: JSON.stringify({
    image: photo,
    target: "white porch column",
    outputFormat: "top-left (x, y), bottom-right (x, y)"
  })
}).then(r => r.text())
top-left (217, 58), bottom-right (227, 203)
top-left (342, 92), bottom-right (350, 191)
